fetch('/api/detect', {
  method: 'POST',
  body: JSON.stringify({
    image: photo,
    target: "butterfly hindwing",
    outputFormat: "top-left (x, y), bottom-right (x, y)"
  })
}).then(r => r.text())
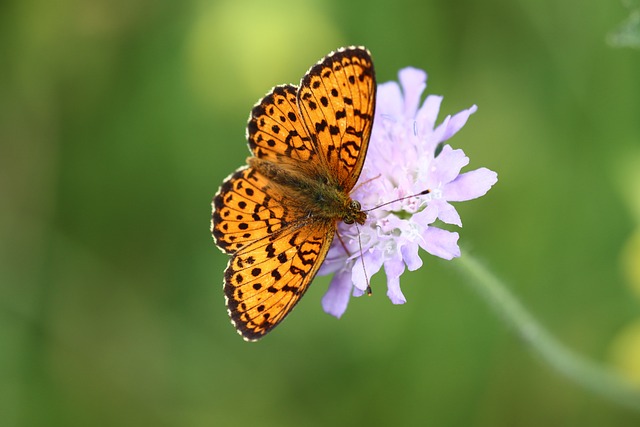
top-left (224, 219), bottom-right (335, 341)
top-left (212, 166), bottom-right (294, 254)
top-left (212, 166), bottom-right (336, 341)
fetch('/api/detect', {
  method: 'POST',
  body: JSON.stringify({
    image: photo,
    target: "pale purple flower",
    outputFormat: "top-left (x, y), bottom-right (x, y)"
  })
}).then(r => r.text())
top-left (318, 67), bottom-right (498, 318)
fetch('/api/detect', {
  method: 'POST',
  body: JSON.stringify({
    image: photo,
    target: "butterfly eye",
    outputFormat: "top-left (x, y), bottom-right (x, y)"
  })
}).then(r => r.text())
top-left (343, 200), bottom-right (362, 224)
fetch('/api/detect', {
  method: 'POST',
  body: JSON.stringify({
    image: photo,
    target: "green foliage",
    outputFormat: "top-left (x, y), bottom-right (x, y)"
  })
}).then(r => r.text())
top-left (608, 2), bottom-right (640, 49)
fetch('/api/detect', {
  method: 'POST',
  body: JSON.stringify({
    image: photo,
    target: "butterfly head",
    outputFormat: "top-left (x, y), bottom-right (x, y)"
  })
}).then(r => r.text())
top-left (343, 199), bottom-right (367, 225)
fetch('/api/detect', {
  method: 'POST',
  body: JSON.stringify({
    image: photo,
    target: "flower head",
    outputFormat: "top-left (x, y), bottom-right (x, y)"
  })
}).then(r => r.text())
top-left (318, 67), bottom-right (498, 318)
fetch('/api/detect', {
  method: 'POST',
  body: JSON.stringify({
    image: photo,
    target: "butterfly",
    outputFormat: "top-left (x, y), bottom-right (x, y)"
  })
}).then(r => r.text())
top-left (211, 46), bottom-right (376, 341)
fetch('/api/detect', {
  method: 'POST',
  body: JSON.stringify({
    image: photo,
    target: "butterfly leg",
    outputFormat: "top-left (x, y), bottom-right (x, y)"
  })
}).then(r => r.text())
top-left (335, 229), bottom-right (352, 257)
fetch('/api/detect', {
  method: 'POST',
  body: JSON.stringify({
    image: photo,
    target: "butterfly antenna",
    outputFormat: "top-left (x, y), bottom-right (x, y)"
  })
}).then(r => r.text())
top-left (354, 222), bottom-right (372, 296)
top-left (363, 189), bottom-right (431, 213)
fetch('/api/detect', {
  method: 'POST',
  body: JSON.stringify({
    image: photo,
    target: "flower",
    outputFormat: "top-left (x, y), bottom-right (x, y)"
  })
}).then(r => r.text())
top-left (318, 67), bottom-right (498, 318)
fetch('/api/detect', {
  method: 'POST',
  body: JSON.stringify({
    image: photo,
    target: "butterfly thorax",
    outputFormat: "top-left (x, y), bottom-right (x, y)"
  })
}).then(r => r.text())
top-left (248, 157), bottom-right (367, 226)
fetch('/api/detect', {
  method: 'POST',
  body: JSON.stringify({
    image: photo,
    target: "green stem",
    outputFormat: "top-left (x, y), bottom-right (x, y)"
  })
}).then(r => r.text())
top-left (454, 251), bottom-right (640, 412)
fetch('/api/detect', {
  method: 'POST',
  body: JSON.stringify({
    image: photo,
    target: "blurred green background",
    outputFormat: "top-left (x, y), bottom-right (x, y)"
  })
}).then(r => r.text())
top-left (2, 0), bottom-right (640, 425)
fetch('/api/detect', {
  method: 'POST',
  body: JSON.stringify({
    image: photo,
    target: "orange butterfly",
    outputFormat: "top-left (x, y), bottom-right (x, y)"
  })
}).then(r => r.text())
top-left (211, 47), bottom-right (376, 341)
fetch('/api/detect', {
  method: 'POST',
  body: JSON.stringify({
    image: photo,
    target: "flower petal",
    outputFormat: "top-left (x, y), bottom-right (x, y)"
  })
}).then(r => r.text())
top-left (352, 287), bottom-right (366, 297)
top-left (445, 168), bottom-right (498, 202)
top-left (401, 242), bottom-right (423, 271)
top-left (322, 269), bottom-right (353, 318)
top-left (384, 257), bottom-right (407, 304)
top-left (431, 145), bottom-right (469, 185)
top-left (376, 81), bottom-right (403, 119)
top-left (416, 95), bottom-right (443, 137)
top-left (398, 67), bottom-right (427, 117)
top-left (421, 228), bottom-right (460, 260)
top-left (436, 201), bottom-right (462, 227)
top-left (352, 249), bottom-right (384, 292)
top-left (413, 203), bottom-right (439, 225)
top-left (318, 244), bottom-right (349, 275)
top-left (437, 104), bottom-right (478, 143)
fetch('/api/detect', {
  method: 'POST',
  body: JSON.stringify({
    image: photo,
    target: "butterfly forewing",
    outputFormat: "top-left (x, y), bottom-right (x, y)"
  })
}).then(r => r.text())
top-left (298, 48), bottom-right (376, 189)
top-left (247, 85), bottom-right (318, 164)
